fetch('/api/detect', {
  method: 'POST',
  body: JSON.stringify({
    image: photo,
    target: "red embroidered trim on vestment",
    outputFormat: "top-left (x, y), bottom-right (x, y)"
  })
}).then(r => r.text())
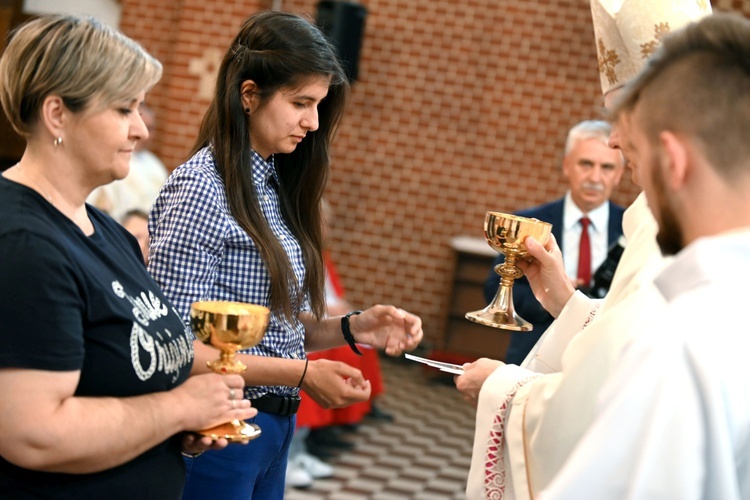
top-left (484, 373), bottom-right (542, 499)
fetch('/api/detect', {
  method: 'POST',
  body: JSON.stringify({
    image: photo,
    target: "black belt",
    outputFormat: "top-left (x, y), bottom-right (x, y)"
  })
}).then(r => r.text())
top-left (250, 394), bottom-right (301, 416)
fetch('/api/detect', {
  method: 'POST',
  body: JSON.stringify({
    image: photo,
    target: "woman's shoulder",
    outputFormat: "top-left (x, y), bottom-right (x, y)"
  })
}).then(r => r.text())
top-left (152, 147), bottom-right (230, 223)
top-left (0, 178), bottom-right (64, 240)
top-left (165, 148), bottom-right (225, 194)
top-left (173, 147), bottom-right (219, 177)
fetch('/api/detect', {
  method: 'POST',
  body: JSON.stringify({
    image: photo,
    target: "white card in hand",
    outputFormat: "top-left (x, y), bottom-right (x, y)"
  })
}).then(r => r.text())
top-left (404, 353), bottom-right (465, 375)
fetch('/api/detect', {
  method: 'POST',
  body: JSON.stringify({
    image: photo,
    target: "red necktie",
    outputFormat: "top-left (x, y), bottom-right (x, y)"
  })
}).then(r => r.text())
top-left (577, 217), bottom-right (592, 287)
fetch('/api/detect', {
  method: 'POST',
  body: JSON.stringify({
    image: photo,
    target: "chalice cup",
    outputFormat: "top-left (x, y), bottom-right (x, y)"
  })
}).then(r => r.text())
top-left (465, 212), bottom-right (552, 331)
top-left (190, 300), bottom-right (270, 443)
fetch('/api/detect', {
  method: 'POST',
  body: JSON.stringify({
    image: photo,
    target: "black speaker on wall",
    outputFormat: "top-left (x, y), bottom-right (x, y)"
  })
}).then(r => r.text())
top-left (316, 1), bottom-right (367, 82)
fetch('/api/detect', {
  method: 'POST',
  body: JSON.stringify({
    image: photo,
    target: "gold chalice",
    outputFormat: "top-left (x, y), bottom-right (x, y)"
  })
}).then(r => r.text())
top-left (190, 300), bottom-right (270, 442)
top-left (465, 212), bottom-right (552, 331)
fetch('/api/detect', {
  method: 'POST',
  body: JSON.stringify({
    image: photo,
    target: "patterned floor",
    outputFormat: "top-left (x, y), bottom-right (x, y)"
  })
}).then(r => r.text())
top-left (285, 356), bottom-right (476, 499)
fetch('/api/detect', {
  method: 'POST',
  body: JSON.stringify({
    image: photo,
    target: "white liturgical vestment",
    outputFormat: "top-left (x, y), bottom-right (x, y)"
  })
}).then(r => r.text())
top-left (468, 193), bottom-right (669, 499)
top-left (540, 229), bottom-right (750, 499)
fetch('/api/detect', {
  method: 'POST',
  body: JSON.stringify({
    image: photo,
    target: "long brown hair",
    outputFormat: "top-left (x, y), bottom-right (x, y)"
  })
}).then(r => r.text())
top-left (192, 11), bottom-right (349, 321)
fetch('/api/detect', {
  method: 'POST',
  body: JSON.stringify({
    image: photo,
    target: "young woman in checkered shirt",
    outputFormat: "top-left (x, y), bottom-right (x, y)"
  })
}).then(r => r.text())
top-left (148, 10), bottom-right (424, 500)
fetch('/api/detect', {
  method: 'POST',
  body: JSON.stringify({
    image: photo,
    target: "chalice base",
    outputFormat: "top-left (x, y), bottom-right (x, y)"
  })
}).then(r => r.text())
top-left (197, 420), bottom-right (262, 443)
top-left (465, 306), bottom-right (532, 331)
top-left (465, 285), bottom-right (533, 332)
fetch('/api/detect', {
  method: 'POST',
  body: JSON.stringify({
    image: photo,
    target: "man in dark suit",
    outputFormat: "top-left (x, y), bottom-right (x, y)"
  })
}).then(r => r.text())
top-left (484, 120), bottom-right (626, 365)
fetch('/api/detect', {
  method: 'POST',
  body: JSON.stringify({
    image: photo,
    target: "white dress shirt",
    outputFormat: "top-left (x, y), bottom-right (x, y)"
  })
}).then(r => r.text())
top-left (561, 192), bottom-right (610, 281)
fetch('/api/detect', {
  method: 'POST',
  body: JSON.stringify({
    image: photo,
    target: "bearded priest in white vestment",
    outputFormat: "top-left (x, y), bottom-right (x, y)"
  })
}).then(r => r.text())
top-left (458, 1), bottom-right (711, 498)
top-left (540, 13), bottom-right (750, 498)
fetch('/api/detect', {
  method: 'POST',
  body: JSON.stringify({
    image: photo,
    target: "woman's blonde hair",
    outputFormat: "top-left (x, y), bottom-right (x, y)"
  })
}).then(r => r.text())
top-left (0, 14), bottom-right (162, 136)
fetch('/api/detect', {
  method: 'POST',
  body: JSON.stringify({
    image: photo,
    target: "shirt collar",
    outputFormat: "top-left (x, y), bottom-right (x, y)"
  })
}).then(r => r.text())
top-left (250, 150), bottom-right (278, 186)
top-left (655, 227), bottom-right (750, 302)
top-left (563, 191), bottom-right (610, 232)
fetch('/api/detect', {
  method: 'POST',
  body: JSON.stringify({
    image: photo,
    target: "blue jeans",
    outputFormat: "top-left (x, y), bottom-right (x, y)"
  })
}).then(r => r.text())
top-left (181, 412), bottom-right (296, 500)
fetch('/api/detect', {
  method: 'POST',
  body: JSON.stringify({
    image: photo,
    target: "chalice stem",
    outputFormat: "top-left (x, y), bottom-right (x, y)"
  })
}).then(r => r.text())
top-left (207, 350), bottom-right (247, 374)
top-left (499, 254), bottom-right (521, 284)
top-left (465, 252), bottom-right (532, 331)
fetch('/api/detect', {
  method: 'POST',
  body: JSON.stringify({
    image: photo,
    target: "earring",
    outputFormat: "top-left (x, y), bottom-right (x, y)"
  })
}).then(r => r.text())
top-left (53, 137), bottom-right (63, 147)
top-left (244, 108), bottom-right (251, 114)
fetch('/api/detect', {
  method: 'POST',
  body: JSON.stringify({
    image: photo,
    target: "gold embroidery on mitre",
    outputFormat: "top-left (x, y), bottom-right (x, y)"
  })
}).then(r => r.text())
top-left (641, 22), bottom-right (671, 59)
top-left (598, 38), bottom-right (622, 85)
top-left (697, 0), bottom-right (710, 12)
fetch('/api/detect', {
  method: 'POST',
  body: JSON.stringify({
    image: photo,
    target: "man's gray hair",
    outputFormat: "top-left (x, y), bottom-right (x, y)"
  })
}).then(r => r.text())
top-left (564, 120), bottom-right (612, 156)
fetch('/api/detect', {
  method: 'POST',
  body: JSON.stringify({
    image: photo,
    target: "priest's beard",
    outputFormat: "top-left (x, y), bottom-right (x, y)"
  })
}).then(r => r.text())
top-left (651, 158), bottom-right (684, 256)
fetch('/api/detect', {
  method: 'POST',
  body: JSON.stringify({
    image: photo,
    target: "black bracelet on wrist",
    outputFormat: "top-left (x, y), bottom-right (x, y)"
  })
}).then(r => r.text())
top-left (297, 358), bottom-right (309, 388)
top-left (341, 310), bottom-right (363, 355)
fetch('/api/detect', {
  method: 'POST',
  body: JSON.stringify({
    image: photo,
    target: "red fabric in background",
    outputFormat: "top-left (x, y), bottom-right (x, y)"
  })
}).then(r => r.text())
top-left (296, 347), bottom-right (385, 429)
top-left (296, 252), bottom-right (385, 429)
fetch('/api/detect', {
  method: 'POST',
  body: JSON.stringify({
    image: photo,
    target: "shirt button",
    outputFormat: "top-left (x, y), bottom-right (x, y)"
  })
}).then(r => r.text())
top-left (279, 235), bottom-right (286, 240)
top-left (263, 195), bottom-right (269, 201)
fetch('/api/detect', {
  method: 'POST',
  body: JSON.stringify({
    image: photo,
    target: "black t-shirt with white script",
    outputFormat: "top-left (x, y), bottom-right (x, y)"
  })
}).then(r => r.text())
top-left (0, 176), bottom-right (194, 499)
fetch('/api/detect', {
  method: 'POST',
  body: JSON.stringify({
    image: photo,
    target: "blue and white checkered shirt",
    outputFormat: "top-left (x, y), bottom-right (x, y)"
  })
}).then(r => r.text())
top-left (148, 147), bottom-right (307, 399)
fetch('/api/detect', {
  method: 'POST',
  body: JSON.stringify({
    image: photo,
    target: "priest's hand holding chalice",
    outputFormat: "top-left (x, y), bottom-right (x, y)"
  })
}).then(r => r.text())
top-left (466, 212), bottom-right (552, 331)
top-left (190, 300), bottom-right (270, 443)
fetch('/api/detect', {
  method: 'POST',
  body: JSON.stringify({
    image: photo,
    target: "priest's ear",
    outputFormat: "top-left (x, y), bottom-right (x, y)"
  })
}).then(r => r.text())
top-left (658, 130), bottom-right (690, 192)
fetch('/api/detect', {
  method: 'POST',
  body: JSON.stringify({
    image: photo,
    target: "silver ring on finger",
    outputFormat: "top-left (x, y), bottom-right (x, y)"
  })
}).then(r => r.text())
top-left (229, 388), bottom-right (236, 400)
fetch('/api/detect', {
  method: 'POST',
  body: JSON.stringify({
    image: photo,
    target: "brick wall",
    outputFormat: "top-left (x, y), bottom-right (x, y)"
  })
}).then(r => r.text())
top-left (119, 0), bottom-right (743, 348)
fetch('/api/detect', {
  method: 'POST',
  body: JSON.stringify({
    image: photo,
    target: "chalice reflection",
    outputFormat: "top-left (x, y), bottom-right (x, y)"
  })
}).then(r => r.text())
top-left (465, 212), bottom-right (552, 331)
top-left (190, 300), bottom-right (270, 443)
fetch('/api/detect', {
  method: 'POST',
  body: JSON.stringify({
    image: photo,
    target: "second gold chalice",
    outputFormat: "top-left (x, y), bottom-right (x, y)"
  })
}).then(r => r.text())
top-left (465, 212), bottom-right (552, 331)
top-left (190, 300), bottom-right (270, 443)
